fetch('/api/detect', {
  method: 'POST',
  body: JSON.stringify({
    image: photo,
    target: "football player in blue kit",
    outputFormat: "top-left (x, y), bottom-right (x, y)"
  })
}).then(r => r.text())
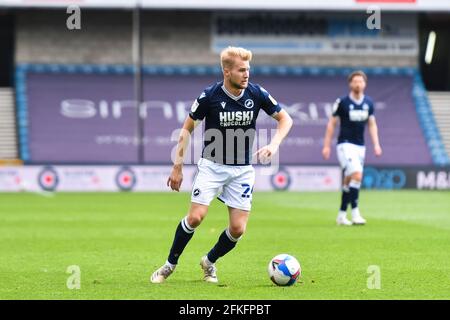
top-left (322, 71), bottom-right (382, 226)
top-left (151, 47), bottom-right (293, 283)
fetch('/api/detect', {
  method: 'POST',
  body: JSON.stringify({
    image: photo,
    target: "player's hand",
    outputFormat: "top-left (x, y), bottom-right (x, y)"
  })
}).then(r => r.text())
top-left (322, 146), bottom-right (331, 160)
top-left (167, 166), bottom-right (183, 192)
top-left (255, 143), bottom-right (279, 164)
top-left (374, 144), bottom-right (383, 157)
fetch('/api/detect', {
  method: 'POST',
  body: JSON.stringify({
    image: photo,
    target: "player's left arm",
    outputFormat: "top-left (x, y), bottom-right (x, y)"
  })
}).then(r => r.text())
top-left (256, 109), bottom-right (293, 160)
top-left (368, 115), bottom-right (382, 157)
top-left (255, 86), bottom-right (293, 160)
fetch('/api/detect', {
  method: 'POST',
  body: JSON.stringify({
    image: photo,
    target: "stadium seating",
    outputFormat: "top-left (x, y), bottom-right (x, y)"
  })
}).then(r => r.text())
top-left (0, 87), bottom-right (17, 159)
top-left (428, 92), bottom-right (450, 162)
top-left (15, 64), bottom-right (447, 165)
top-left (412, 75), bottom-right (450, 166)
top-left (15, 10), bottom-right (417, 67)
top-left (12, 9), bottom-right (449, 165)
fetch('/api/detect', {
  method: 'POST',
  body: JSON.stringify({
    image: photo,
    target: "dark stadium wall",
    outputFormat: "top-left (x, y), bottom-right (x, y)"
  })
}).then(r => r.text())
top-left (419, 13), bottom-right (450, 91)
top-left (0, 10), bottom-right (14, 87)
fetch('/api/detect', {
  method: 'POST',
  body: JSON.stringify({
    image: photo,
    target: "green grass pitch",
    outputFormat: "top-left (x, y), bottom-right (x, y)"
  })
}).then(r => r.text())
top-left (0, 191), bottom-right (449, 300)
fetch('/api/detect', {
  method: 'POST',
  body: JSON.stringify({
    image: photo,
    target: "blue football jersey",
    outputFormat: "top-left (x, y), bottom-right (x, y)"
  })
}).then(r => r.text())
top-left (189, 81), bottom-right (282, 165)
top-left (332, 94), bottom-right (375, 146)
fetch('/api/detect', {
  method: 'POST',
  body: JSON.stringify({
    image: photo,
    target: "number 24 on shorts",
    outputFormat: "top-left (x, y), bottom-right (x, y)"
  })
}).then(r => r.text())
top-left (241, 184), bottom-right (253, 198)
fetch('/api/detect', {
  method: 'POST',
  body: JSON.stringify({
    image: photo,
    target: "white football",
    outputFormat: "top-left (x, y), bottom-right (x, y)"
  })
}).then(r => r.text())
top-left (268, 254), bottom-right (301, 286)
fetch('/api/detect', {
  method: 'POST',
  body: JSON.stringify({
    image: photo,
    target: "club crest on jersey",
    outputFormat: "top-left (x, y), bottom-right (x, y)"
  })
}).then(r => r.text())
top-left (220, 102), bottom-right (226, 109)
top-left (349, 104), bottom-right (354, 110)
top-left (363, 103), bottom-right (369, 110)
top-left (244, 99), bottom-right (254, 109)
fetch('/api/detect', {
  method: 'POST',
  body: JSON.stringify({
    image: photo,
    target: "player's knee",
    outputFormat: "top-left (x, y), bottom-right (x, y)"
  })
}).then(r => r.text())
top-left (343, 175), bottom-right (352, 186)
top-left (351, 172), bottom-right (363, 182)
top-left (187, 210), bottom-right (206, 228)
top-left (229, 224), bottom-right (246, 238)
top-left (187, 204), bottom-right (208, 227)
top-left (187, 213), bottom-right (205, 228)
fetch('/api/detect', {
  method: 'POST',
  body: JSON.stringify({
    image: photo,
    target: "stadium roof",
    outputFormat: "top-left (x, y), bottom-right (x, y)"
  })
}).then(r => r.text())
top-left (1, 0), bottom-right (449, 11)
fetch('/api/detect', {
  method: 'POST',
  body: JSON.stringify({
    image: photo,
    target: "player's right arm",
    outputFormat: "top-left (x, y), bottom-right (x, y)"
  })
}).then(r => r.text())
top-left (167, 116), bottom-right (199, 192)
top-left (167, 92), bottom-right (207, 192)
top-left (322, 99), bottom-right (341, 160)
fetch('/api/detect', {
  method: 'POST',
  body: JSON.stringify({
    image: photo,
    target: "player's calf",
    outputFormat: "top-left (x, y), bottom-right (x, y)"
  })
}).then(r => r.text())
top-left (150, 215), bottom-right (197, 284)
top-left (337, 184), bottom-right (352, 225)
top-left (200, 228), bottom-right (243, 283)
top-left (348, 178), bottom-right (367, 225)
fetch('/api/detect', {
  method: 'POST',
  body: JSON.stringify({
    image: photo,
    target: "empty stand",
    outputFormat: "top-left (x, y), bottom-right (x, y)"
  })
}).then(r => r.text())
top-left (0, 87), bottom-right (18, 159)
top-left (428, 91), bottom-right (450, 159)
top-left (15, 10), bottom-right (418, 67)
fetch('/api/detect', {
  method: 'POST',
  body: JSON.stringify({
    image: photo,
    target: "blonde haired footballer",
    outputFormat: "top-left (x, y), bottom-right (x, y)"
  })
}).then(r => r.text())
top-left (151, 47), bottom-right (293, 283)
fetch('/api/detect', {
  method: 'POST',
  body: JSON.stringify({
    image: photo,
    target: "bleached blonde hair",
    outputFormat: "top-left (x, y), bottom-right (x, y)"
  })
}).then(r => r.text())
top-left (220, 46), bottom-right (252, 70)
